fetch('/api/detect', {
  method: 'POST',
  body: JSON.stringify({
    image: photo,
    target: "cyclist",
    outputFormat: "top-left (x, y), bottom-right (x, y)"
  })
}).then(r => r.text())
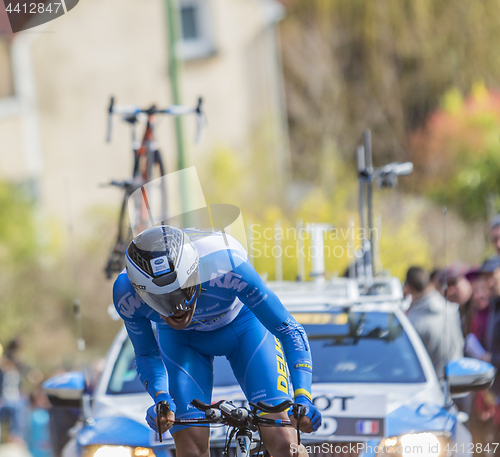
top-left (113, 225), bottom-right (321, 457)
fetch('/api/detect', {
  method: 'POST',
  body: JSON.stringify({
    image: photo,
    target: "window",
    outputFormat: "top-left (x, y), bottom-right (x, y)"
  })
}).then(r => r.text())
top-left (181, 5), bottom-right (198, 40)
top-left (106, 337), bottom-right (238, 395)
top-left (178, 0), bottom-right (215, 61)
top-left (297, 311), bottom-right (426, 383)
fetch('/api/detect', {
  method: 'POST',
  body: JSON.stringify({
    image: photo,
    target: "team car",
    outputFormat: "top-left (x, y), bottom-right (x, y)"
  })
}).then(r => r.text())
top-left (44, 277), bottom-right (495, 457)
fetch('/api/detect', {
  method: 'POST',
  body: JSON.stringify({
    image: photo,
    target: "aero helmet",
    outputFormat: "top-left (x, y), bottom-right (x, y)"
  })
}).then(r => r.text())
top-left (125, 225), bottom-right (200, 316)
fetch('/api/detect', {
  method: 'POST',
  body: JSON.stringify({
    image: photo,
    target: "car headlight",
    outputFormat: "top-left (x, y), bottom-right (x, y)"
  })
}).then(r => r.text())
top-left (377, 432), bottom-right (451, 457)
top-left (82, 445), bottom-right (156, 457)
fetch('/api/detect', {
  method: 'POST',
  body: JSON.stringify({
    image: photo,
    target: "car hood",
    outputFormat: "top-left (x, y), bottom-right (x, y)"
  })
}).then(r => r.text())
top-left (87, 380), bottom-right (450, 447)
top-left (310, 382), bottom-right (444, 415)
top-left (308, 382), bottom-right (454, 438)
top-left (80, 394), bottom-right (175, 449)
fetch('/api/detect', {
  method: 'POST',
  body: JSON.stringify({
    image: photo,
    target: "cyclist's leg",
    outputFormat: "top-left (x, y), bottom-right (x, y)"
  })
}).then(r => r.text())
top-left (157, 326), bottom-right (213, 457)
top-left (172, 427), bottom-right (210, 457)
top-left (226, 309), bottom-right (308, 457)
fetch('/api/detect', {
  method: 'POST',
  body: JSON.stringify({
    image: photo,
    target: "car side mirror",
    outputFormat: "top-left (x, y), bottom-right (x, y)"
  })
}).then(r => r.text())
top-left (43, 371), bottom-right (86, 408)
top-left (446, 357), bottom-right (496, 395)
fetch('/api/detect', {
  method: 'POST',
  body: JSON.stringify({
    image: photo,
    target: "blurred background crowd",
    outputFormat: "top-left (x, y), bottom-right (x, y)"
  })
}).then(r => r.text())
top-left (2, 0), bottom-right (500, 455)
top-left (402, 216), bottom-right (500, 453)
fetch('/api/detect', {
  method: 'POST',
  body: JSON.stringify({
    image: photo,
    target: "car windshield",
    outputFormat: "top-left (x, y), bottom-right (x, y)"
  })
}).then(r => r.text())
top-left (106, 335), bottom-right (240, 395)
top-left (106, 310), bottom-right (425, 395)
top-left (296, 311), bottom-right (426, 383)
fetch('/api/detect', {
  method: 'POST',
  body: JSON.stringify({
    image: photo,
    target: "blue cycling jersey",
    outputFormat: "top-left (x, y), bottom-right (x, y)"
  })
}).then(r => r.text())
top-left (113, 230), bottom-right (313, 410)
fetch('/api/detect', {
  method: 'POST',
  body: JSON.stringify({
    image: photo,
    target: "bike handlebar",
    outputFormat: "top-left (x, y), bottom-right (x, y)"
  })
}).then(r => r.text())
top-left (160, 399), bottom-right (303, 453)
top-left (178, 399), bottom-right (296, 428)
top-left (106, 96), bottom-right (205, 143)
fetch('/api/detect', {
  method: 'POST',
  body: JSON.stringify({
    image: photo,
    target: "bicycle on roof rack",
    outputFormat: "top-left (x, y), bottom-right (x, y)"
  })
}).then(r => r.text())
top-left (102, 96), bottom-right (205, 279)
top-left (155, 398), bottom-right (306, 457)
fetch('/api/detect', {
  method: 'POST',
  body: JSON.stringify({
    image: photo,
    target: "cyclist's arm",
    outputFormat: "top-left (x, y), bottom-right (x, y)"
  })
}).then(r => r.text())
top-left (113, 275), bottom-right (168, 402)
top-left (234, 260), bottom-right (313, 402)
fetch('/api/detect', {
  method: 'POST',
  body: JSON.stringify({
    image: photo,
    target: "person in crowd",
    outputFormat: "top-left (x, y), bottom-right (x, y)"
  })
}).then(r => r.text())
top-left (477, 256), bottom-right (500, 446)
top-left (403, 266), bottom-right (464, 380)
top-left (430, 268), bottom-right (445, 295)
top-left (466, 266), bottom-right (492, 351)
top-left (0, 338), bottom-right (28, 443)
top-left (490, 215), bottom-right (500, 256)
top-left (28, 387), bottom-right (53, 457)
top-left (465, 261), bottom-right (500, 447)
top-left (481, 257), bottom-right (500, 377)
top-left (442, 264), bottom-right (474, 336)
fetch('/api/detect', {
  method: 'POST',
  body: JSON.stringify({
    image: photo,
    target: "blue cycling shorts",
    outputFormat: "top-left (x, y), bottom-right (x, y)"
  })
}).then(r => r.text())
top-left (157, 307), bottom-right (292, 434)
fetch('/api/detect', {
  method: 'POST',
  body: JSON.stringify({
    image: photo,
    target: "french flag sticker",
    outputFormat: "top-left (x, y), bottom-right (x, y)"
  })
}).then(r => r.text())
top-left (355, 420), bottom-right (379, 435)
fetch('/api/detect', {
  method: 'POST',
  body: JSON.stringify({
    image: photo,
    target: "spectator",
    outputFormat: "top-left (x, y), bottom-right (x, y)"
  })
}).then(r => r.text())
top-left (464, 262), bottom-right (500, 447)
top-left (490, 215), bottom-right (500, 256)
top-left (403, 266), bottom-right (464, 380)
top-left (483, 257), bottom-right (500, 375)
top-left (442, 264), bottom-right (474, 335)
top-left (462, 257), bottom-right (500, 382)
top-left (0, 338), bottom-right (28, 443)
top-left (28, 387), bottom-right (53, 457)
top-left (466, 266), bottom-right (492, 349)
top-left (474, 255), bottom-right (500, 446)
top-left (430, 268), bottom-right (445, 295)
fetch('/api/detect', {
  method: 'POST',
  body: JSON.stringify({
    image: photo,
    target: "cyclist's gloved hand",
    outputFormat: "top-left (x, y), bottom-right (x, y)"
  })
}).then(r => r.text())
top-left (289, 394), bottom-right (322, 433)
top-left (146, 393), bottom-right (176, 433)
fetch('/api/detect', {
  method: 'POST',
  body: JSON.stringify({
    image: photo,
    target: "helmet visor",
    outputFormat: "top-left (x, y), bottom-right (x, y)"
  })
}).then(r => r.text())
top-left (137, 284), bottom-right (198, 316)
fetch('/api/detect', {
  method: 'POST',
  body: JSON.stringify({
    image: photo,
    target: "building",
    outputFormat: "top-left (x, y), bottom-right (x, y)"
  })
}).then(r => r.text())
top-left (0, 0), bottom-right (289, 233)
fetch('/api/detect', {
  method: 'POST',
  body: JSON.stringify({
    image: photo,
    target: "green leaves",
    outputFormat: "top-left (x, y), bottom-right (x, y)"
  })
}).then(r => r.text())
top-left (409, 84), bottom-right (500, 221)
top-left (0, 181), bottom-right (36, 264)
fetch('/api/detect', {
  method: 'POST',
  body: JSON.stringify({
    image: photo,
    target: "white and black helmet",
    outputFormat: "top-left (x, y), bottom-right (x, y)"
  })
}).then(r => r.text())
top-left (125, 225), bottom-right (200, 316)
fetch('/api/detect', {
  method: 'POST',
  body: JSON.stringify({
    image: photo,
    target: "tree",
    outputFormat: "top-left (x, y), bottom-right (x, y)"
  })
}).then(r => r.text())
top-left (409, 84), bottom-right (500, 221)
top-left (281, 0), bottom-right (500, 182)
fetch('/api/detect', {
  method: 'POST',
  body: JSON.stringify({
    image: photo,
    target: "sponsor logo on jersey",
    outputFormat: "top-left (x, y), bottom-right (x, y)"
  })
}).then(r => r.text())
top-left (117, 292), bottom-right (143, 319)
top-left (294, 360), bottom-right (313, 373)
top-left (209, 271), bottom-right (247, 292)
top-left (275, 318), bottom-right (310, 352)
top-left (204, 303), bottom-right (220, 312)
top-left (245, 288), bottom-right (266, 309)
top-left (274, 337), bottom-right (289, 394)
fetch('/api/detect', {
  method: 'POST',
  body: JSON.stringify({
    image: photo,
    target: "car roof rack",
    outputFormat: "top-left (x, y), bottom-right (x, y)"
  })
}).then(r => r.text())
top-left (268, 276), bottom-right (404, 309)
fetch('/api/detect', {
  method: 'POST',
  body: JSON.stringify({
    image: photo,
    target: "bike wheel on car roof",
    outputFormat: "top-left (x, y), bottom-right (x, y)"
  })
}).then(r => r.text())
top-left (104, 192), bottom-right (132, 279)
